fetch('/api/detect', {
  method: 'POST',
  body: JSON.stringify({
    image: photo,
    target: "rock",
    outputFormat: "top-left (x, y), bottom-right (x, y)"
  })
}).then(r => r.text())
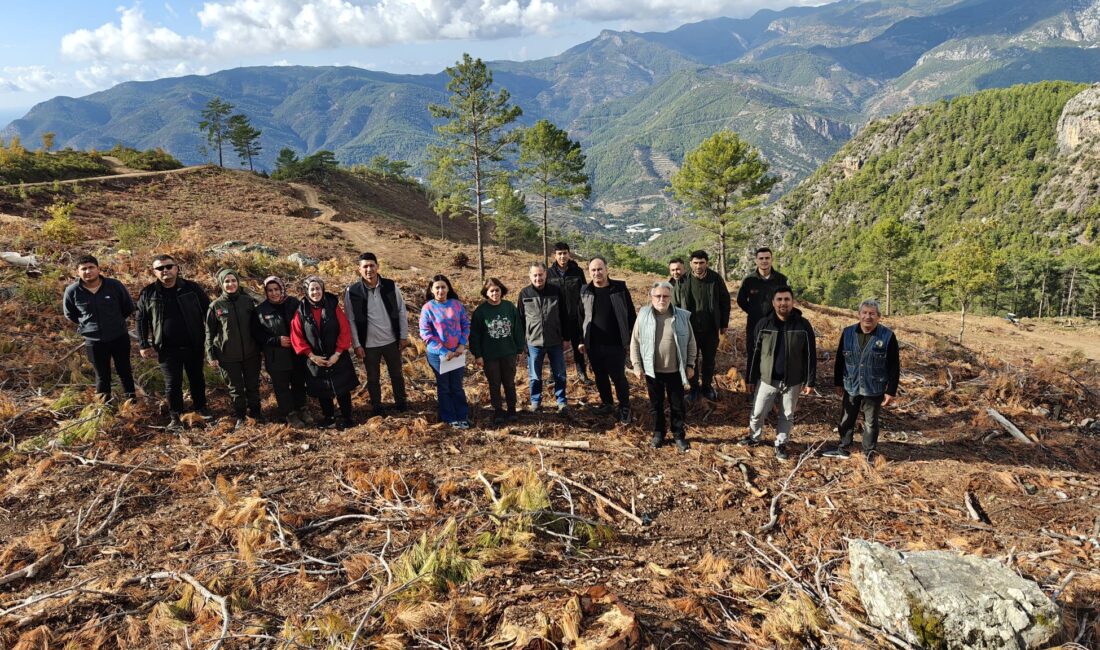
top-left (1057, 83), bottom-right (1100, 154)
top-left (209, 241), bottom-right (279, 257)
top-left (849, 540), bottom-right (1060, 649)
top-left (287, 252), bottom-right (319, 268)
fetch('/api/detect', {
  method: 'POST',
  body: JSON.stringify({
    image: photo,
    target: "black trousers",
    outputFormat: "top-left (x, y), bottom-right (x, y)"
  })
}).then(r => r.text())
top-left (588, 344), bottom-right (630, 408)
top-left (320, 392), bottom-right (353, 420)
top-left (838, 392), bottom-right (884, 452)
top-left (220, 355), bottom-right (262, 417)
top-left (85, 335), bottom-right (135, 399)
top-left (690, 328), bottom-right (719, 392)
top-left (566, 329), bottom-right (587, 375)
top-left (363, 340), bottom-right (406, 407)
top-left (269, 363), bottom-right (309, 417)
top-left (159, 346), bottom-right (206, 415)
top-left (645, 372), bottom-right (686, 438)
top-left (745, 322), bottom-right (758, 377)
top-left (483, 355), bottom-right (517, 412)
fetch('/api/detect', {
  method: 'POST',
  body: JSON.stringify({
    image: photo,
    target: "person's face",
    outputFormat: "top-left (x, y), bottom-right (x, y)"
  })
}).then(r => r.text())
top-left (530, 266), bottom-right (546, 288)
top-left (668, 262), bottom-right (684, 280)
top-left (651, 287), bottom-right (672, 311)
top-left (307, 282), bottom-right (323, 302)
top-left (152, 259), bottom-right (178, 285)
top-left (486, 284), bottom-right (502, 304)
top-left (554, 249), bottom-right (570, 267)
top-left (358, 259), bottom-right (379, 284)
top-left (77, 263), bottom-right (100, 284)
top-left (756, 252), bottom-right (773, 274)
top-left (690, 257), bottom-right (708, 277)
top-left (431, 281), bottom-right (449, 302)
top-left (588, 259), bottom-right (608, 285)
top-left (859, 305), bottom-right (881, 331)
top-left (265, 283), bottom-right (285, 304)
top-left (222, 275), bottom-right (239, 294)
top-left (772, 291), bottom-right (793, 318)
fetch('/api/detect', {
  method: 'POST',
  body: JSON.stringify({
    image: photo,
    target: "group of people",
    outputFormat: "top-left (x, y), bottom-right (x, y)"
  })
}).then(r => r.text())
top-left (62, 242), bottom-right (900, 459)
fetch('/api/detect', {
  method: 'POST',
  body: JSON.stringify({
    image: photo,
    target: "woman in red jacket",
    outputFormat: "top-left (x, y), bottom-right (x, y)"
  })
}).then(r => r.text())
top-left (291, 276), bottom-right (359, 429)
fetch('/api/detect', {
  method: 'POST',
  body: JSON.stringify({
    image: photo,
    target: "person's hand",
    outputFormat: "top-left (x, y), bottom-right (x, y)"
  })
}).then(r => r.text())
top-left (355, 346), bottom-right (366, 359)
top-left (686, 367), bottom-right (695, 380)
top-left (834, 387), bottom-right (845, 397)
top-left (209, 359), bottom-right (220, 369)
top-left (577, 344), bottom-right (586, 355)
top-left (882, 394), bottom-right (895, 407)
top-left (455, 344), bottom-right (466, 356)
top-left (398, 339), bottom-right (409, 351)
top-left (139, 347), bottom-right (156, 360)
top-left (279, 336), bottom-right (292, 348)
top-left (310, 354), bottom-right (327, 367)
top-left (801, 385), bottom-right (812, 396)
top-left (327, 354), bottom-right (340, 365)
top-left (633, 368), bottom-right (643, 380)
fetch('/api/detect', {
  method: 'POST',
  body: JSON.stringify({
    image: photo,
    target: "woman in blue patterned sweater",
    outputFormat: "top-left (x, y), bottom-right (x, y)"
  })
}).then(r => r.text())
top-left (419, 274), bottom-right (471, 429)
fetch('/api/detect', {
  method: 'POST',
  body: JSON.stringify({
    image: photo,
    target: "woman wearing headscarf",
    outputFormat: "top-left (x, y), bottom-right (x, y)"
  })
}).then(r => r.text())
top-left (418, 274), bottom-right (471, 429)
top-left (290, 276), bottom-right (359, 429)
top-left (253, 276), bottom-right (313, 427)
top-left (206, 268), bottom-right (262, 429)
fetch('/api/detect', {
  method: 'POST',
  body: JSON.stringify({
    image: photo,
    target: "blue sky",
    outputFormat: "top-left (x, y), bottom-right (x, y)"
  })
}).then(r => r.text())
top-left (0, 0), bottom-right (820, 116)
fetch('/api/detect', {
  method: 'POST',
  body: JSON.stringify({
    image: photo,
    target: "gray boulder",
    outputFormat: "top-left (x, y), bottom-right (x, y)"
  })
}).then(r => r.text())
top-left (209, 241), bottom-right (279, 257)
top-left (848, 540), bottom-right (1060, 649)
top-left (287, 252), bottom-right (319, 268)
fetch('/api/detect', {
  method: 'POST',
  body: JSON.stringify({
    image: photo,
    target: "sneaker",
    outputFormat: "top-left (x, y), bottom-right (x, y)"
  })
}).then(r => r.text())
top-left (196, 408), bottom-right (214, 420)
top-left (591, 403), bottom-right (613, 416)
top-left (528, 402), bottom-right (540, 413)
top-left (650, 432), bottom-right (666, 448)
top-left (490, 409), bottom-right (507, 425)
top-left (393, 402), bottom-right (409, 413)
top-left (775, 444), bottom-right (790, 462)
top-left (821, 446), bottom-right (850, 459)
top-left (704, 387), bottom-right (719, 402)
top-left (372, 405), bottom-right (389, 418)
top-left (340, 418), bottom-right (355, 430)
top-left (296, 409), bottom-right (317, 425)
top-left (736, 434), bottom-right (764, 446)
top-left (319, 417), bottom-right (338, 429)
top-left (674, 437), bottom-right (690, 452)
top-left (167, 414), bottom-right (183, 431)
top-left (556, 403), bottom-right (568, 414)
top-left (232, 417), bottom-right (246, 431)
top-left (505, 410), bottom-right (519, 423)
top-left (618, 406), bottom-right (631, 425)
top-left (450, 420), bottom-right (470, 430)
top-left (286, 412), bottom-right (305, 427)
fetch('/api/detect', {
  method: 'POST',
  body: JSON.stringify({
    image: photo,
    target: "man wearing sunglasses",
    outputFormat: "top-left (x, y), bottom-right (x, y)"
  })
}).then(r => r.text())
top-left (137, 254), bottom-right (211, 428)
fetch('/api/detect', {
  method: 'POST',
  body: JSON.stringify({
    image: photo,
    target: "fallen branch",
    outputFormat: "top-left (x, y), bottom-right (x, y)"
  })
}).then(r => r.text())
top-left (547, 470), bottom-right (644, 526)
top-left (986, 408), bottom-right (1034, 445)
top-left (484, 430), bottom-right (591, 450)
top-left (58, 450), bottom-right (174, 475)
top-left (1041, 528), bottom-right (1085, 547)
top-left (0, 577), bottom-right (93, 620)
top-left (0, 544), bottom-right (64, 587)
top-left (143, 571), bottom-right (231, 650)
top-left (757, 444), bottom-right (820, 534)
top-left (964, 490), bottom-right (992, 525)
top-left (77, 470), bottom-right (135, 546)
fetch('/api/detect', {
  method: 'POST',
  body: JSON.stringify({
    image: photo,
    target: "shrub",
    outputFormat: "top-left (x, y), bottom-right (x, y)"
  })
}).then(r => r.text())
top-left (452, 251), bottom-right (470, 268)
top-left (114, 215), bottom-right (180, 251)
top-left (41, 200), bottom-right (81, 245)
top-left (108, 145), bottom-right (183, 171)
top-left (18, 268), bottom-right (66, 306)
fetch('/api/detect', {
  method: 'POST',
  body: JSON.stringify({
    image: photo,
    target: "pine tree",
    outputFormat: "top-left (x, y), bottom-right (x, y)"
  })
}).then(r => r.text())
top-left (518, 120), bottom-right (590, 264)
top-left (227, 114), bottom-right (262, 171)
top-left (198, 97), bottom-right (234, 167)
top-left (488, 175), bottom-right (536, 251)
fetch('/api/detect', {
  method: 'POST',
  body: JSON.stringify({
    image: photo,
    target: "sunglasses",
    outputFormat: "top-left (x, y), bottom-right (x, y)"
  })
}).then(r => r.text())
top-left (153, 264), bottom-right (177, 272)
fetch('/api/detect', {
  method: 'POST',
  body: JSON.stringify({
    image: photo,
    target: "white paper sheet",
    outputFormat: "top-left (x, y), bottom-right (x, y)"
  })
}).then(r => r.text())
top-left (439, 351), bottom-right (466, 374)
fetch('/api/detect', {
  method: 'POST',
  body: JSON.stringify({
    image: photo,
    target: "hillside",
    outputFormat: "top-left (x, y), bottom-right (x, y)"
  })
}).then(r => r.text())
top-left (1, 167), bottom-right (1099, 648)
top-left (8, 0), bottom-right (1100, 242)
top-left (776, 80), bottom-right (1100, 319)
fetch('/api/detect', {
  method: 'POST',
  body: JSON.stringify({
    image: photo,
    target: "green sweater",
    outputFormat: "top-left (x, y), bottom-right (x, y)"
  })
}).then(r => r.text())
top-left (470, 300), bottom-right (524, 361)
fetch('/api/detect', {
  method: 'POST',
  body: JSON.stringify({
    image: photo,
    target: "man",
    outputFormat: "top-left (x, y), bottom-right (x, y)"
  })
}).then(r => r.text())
top-left (63, 255), bottom-right (136, 402)
top-left (736, 247), bottom-right (789, 378)
top-left (344, 252), bottom-right (409, 415)
top-left (546, 242), bottom-right (590, 384)
top-left (630, 282), bottom-right (697, 451)
top-left (578, 257), bottom-right (636, 424)
top-left (668, 258), bottom-right (687, 309)
top-left (742, 286), bottom-right (817, 461)
top-left (518, 262), bottom-right (569, 413)
top-left (823, 299), bottom-right (900, 460)
top-left (137, 254), bottom-right (210, 428)
top-left (680, 250), bottom-right (730, 402)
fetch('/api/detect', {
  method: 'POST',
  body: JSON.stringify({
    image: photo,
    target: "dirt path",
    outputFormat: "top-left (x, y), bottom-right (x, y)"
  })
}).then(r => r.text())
top-left (291, 181), bottom-right (385, 255)
top-left (101, 155), bottom-right (142, 174)
top-left (0, 163), bottom-right (209, 190)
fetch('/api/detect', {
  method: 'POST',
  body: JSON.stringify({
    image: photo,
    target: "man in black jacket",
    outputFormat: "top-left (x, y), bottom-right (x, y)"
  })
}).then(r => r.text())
top-left (518, 262), bottom-right (569, 412)
top-left (668, 258), bottom-right (687, 309)
top-left (577, 257), bottom-right (636, 424)
top-left (736, 247), bottom-right (788, 379)
top-left (63, 254), bottom-right (136, 402)
top-left (681, 250), bottom-right (730, 402)
top-left (137, 254), bottom-right (210, 428)
top-left (547, 242), bottom-right (590, 384)
top-left (742, 286), bottom-right (817, 461)
top-left (344, 252), bottom-right (409, 415)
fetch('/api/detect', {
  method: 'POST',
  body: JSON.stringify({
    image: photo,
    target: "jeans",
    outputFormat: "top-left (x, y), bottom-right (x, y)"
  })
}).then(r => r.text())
top-left (85, 335), bottom-right (135, 400)
top-left (838, 392), bottom-right (884, 452)
top-left (159, 346), bottom-right (207, 415)
top-left (588, 344), bottom-right (630, 408)
top-left (690, 327), bottom-right (719, 392)
top-left (483, 355), bottom-right (517, 412)
top-left (427, 352), bottom-right (469, 423)
top-left (219, 355), bottom-right (262, 417)
top-left (526, 344), bottom-right (567, 406)
top-left (269, 362), bottom-right (309, 417)
top-left (748, 381), bottom-right (803, 445)
top-left (363, 340), bottom-right (407, 408)
top-left (645, 372), bottom-right (686, 437)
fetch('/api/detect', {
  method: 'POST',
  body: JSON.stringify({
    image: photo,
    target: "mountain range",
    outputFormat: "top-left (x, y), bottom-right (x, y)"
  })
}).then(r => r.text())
top-left (6, 0), bottom-right (1100, 244)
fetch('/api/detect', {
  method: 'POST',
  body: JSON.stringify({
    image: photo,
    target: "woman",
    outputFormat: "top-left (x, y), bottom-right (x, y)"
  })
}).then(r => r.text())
top-left (253, 276), bottom-right (313, 427)
top-left (290, 276), bottom-right (359, 429)
top-left (470, 277), bottom-right (523, 425)
top-left (418, 274), bottom-right (471, 429)
top-left (205, 268), bottom-right (262, 429)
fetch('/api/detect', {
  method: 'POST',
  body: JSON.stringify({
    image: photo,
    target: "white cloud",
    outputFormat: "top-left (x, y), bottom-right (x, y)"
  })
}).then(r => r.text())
top-left (61, 6), bottom-right (206, 62)
top-left (0, 66), bottom-right (61, 93)
top-left (74, 62), bottom-right (210, 90)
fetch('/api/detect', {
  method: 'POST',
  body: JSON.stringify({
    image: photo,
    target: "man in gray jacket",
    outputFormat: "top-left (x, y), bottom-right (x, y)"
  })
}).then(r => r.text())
top-left (517, 262), bottom-right (569, 413)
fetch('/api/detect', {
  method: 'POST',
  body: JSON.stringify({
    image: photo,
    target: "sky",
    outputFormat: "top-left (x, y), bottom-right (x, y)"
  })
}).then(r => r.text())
top-left (0, 0), bottom-right (823, 117)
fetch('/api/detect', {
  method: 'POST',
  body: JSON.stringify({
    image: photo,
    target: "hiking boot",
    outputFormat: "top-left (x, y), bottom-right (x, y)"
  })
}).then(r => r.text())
top-left (167, 414), bottom-right (183, 431)
top-left (319, 417), bottom-right (338, 429)
top-left (704, 387), bottom-right (719, 402)
top-left (775, 444), bottom-right (790, 462)
top-left (651, 432), bottom-right (666, 448)
top-left (286, 411), bottom-right (305, 428)
top-left (821, 446), bottom-right (850, 459)
top-left (674, 437), bottom-right (690, 452)
top-left (590, 403), bottom-right (614, 416)
top-left (736, 433), bottom-right (764, 446)
top-left (505, 409), bottom-right (519, 423)
top-left (393, 402), bottom-right (409, 413)
top-left (618, 406), bottom-right (631, 425)
top-left (490, 409), bottom-right (507, 426)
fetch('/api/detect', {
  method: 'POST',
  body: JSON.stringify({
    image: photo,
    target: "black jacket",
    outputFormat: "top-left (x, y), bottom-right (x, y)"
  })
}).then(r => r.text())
top-left (518, 284), bottom-right (567, 348)
top-left (547, 260), bottom-right (586, 337)
top-left (682, 269), bottom-right (732, 334)
top-left (579, 280), bottom-right (636, 348)
top-left (748, 308), bottom-right (817, 388)
top-left (295, 293), bottom-right (359, 398)
top-left (254, 297), bottom-right (302, 372)
top-left (136, 278), bottom-right (209, 352)
top-left (63, 277), bottom-right (134, 342)
top-left (736, 269), bottom-right (789, 332)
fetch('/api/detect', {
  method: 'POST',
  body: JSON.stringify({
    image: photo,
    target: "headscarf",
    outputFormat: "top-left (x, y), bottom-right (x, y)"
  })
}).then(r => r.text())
top-left (216, 269), bottom-right (240, 296)
top-left (263, 275), bottom-right (286, 302)
top-left (303, 275), bottom-right (325, 306)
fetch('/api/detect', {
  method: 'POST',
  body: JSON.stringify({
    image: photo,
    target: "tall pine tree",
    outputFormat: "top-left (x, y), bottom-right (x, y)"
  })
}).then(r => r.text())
top-left (518, 120), bottom-right (591, 264)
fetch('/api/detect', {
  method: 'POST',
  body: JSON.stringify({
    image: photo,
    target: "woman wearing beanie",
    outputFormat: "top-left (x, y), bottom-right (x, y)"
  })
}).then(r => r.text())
top-left (254, 276), bottom-right (313, 427)
top-left (418, 275), bottom-right (471, 429)
top-left (290, 276), bottom-right (359, 429)
top-left (206, 269), bottom-right (262, 429)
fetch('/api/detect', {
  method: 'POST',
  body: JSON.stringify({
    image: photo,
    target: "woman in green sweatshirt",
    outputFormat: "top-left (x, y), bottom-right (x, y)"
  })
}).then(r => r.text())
top-left (206, 269), bottom-right (262, 428)
top-left (470, 278), bottom-right (524, 424)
